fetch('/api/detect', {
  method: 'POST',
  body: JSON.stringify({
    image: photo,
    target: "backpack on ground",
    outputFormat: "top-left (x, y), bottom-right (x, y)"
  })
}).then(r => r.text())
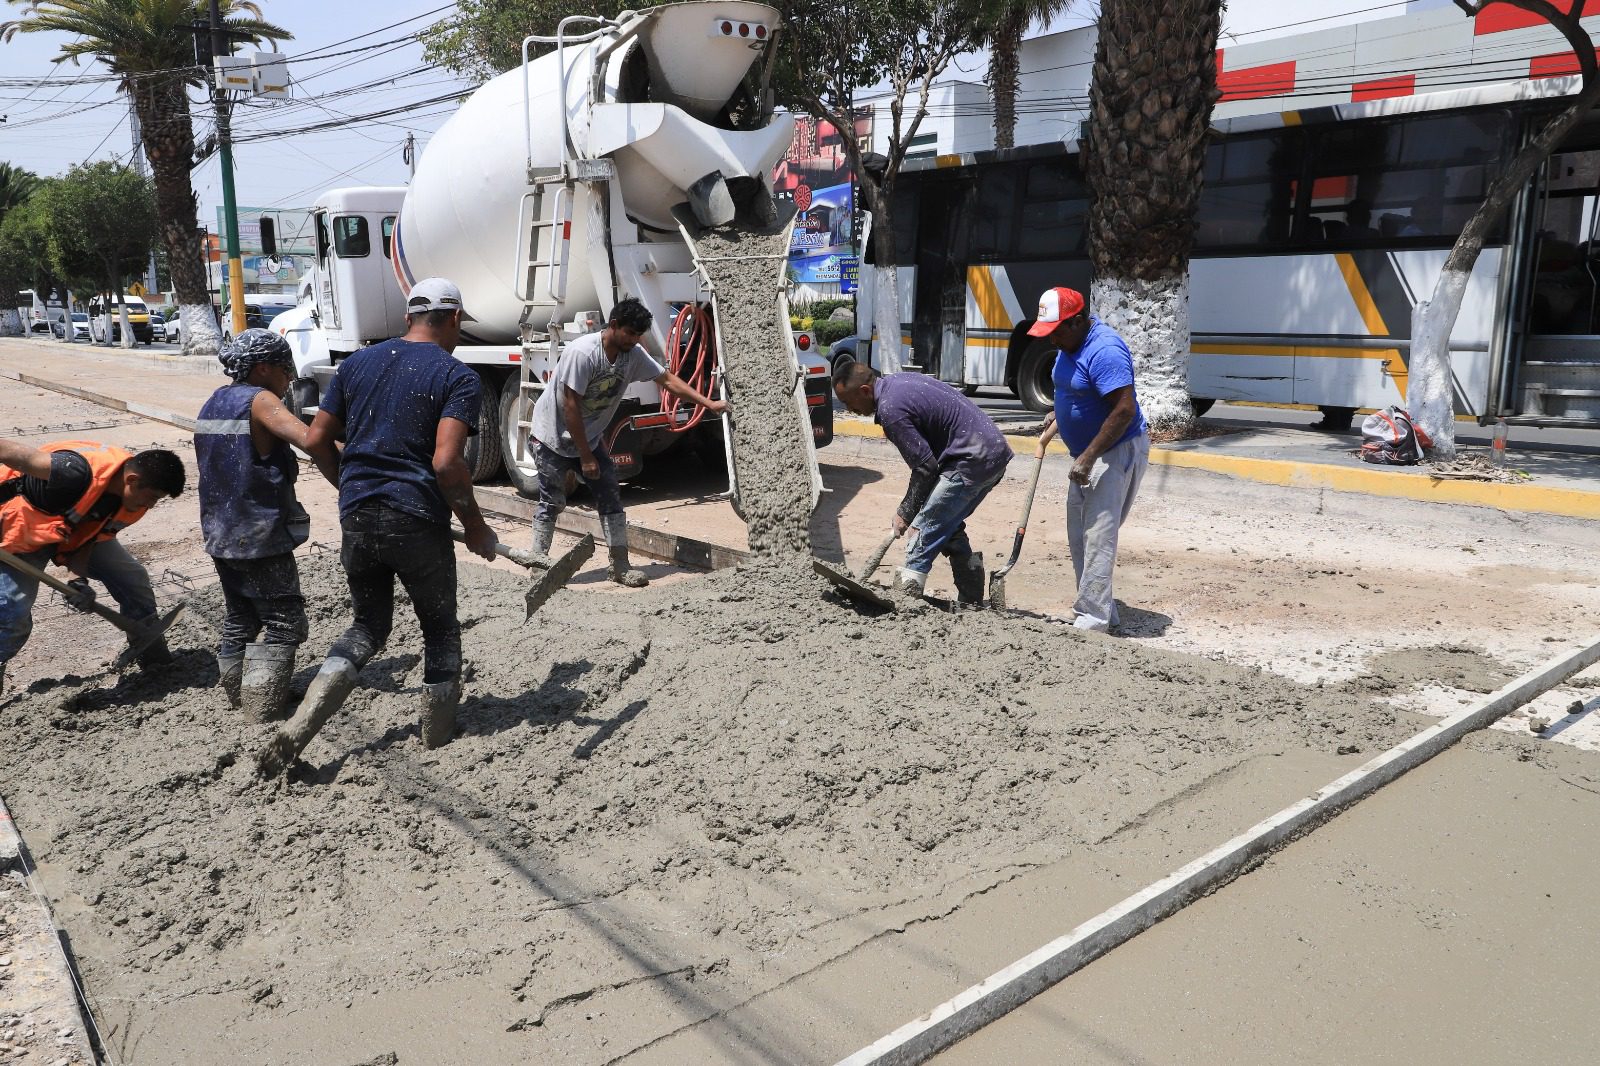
top-left (1358, 405), bottom-right (1432, 465)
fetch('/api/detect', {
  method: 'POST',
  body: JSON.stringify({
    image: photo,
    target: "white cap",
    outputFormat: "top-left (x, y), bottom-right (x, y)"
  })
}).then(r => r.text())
top-left (406, 277), bottom-right (464, 315)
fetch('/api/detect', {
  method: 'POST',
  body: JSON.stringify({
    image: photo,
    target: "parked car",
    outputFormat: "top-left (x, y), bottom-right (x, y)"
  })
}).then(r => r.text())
top-left (149, 311), bottom-right (167, 342)
top-left (51, 312), bottom-right (92, 342)
top-left (86, 294), bottom-right (155, 345)
top-left (222, 300), bottom-right (297, 341)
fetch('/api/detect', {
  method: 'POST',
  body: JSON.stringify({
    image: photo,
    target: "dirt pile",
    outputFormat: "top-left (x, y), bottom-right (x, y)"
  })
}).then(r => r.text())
top-left (695, 223), bottom-right (815, 558)
top-left (0, 553), bottom-right (1411, 1061)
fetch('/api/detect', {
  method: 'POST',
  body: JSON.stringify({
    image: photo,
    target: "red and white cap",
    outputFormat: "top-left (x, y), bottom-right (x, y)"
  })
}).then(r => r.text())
top-left (1027, 286), bottom-right (1086, 337)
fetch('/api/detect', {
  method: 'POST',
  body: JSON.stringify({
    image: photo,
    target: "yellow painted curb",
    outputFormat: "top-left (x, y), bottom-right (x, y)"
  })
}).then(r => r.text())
top-left (830, 417), bottom-right (1600, 520)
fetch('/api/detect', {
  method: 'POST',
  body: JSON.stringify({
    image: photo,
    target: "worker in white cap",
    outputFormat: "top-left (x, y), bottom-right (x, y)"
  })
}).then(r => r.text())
top-left (261, 277), bottom-right (497, 775)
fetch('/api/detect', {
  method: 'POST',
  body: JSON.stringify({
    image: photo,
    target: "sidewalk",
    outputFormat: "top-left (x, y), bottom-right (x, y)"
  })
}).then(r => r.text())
top-left (5, 335), bottom-right (1599, 520)
top-left (835, 410), bottom-right (1600, 521)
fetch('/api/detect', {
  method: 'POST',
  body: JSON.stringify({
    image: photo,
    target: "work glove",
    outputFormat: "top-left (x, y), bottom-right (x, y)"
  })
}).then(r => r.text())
top-left (64, 577), bottom-right (97, 613)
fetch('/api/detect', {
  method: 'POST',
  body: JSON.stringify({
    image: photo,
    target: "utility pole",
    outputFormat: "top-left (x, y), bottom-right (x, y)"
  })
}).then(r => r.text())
top-left (210, 0), bottom-right (246, 338)
top-left (404, 132), bottom-right (416, 181)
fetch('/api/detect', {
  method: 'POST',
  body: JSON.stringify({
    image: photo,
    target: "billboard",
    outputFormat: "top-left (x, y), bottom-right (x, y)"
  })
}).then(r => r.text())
top-left (775, 112), bottom-right (870, 292)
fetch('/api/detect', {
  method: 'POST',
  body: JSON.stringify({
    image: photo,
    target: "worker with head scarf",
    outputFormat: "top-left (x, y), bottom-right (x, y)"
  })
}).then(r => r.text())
top-left (194, 328), bottom-right (337, 720)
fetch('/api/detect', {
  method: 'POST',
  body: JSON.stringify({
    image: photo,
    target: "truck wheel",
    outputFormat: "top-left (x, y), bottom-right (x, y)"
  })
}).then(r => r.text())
top-left (498, 373), bottom-right (541, 498)
top-left (1016, 341), bottom-right (1056, 414)
top-left (464, 370), bottom-right (503, 482)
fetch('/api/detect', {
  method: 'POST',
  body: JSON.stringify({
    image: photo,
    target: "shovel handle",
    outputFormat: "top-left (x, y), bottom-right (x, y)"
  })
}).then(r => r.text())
top-left (0, 545), bottom-right (148, 636)
top-left (993, 453), bottom-right (1046, 581)
top-left (449, 528), bottom-right (547, 570)
top-left (856, 530), bottom-right (900, 582)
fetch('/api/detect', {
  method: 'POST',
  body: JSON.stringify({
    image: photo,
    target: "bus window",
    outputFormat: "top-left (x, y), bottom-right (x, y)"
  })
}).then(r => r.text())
top-left (382, 216), bottom-right (395, 259)
top-left (333, 215), bottom-right (371, 258)
top-left (969, 166), bottom-right (1018, 256)
top-left (1015, 162), bottom-right (1087, 256)
top-left (1196, 130), bottom-right (1301, 249)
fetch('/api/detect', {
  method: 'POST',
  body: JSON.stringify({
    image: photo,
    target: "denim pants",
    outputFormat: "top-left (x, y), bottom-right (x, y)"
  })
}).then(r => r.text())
top-left (533, 441), bottom-right (624, 521)
top-left (903, 467), bottom-right (1006, 575)
top-left (212, 553), bottom-right (308, 657)
top-left (1066, 432), bottom-right (1149, 631)
top-left (0, 540), bottom-right (157, 665)
top-left (329, 504), bottom-right (460, 683)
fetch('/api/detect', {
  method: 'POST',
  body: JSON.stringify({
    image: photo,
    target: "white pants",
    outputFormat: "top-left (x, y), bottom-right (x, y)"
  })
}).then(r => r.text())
top-left (1066, 433), bottom-right (1149, 632)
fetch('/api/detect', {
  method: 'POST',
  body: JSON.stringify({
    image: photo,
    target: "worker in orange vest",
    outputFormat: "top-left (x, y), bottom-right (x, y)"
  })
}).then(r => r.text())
top-left (0, 438), bottom-right (186, 691)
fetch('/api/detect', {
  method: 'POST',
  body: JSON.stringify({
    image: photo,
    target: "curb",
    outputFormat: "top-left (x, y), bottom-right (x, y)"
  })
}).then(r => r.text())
top-left (829, 419), bottom-right (1600, 521)
top-left (0, 369), bottom-right (198, 432)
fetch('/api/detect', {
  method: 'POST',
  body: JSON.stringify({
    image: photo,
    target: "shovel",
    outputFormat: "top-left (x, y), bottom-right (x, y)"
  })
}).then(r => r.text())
top-left (450, 528), bottom-right (595, 621)
top-left (0, 545), bottom-right (185, 663)
top-left (812, 529), bottom-right (900, 611)
top-left (988, 453), bottom-right (1045, 609)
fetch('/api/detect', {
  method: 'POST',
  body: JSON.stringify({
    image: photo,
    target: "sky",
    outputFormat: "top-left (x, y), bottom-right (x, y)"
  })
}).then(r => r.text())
top-left (0, 0), bottom-right (469, 225)
top-left (0, 0), bottom-right (1464, 226)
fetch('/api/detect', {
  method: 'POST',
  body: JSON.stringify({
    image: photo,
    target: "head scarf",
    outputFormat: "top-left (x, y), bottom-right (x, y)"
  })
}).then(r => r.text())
top-left (219, 328), bottom-right (295, 383)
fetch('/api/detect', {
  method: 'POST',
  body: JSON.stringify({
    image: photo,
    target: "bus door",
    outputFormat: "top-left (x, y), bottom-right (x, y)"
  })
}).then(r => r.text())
top-left (1514, 137), bottom-right (1600, 422)
top-left (912, 176), bottom-right (972, 383)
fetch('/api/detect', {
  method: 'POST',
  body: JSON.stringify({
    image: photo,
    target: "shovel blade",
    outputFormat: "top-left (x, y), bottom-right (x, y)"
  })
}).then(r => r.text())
top-left (813, 557), bottom-right (896, 611)
top-left (524, 534), bottom-right (596, 620)
top-left (113, 602), bottom-right (187, 668)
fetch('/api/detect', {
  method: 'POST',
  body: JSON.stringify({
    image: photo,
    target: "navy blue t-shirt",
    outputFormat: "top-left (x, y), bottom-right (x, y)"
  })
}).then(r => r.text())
top-left (319, 339), bottom-right (481, 524)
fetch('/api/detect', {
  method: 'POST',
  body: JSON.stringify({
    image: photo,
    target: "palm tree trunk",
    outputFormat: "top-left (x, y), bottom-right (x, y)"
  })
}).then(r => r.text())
top-left (132, 77), bottom-right (222, 358)
top-left (987, 7), bottom-right (1027, 152)
top-left (1084, 0), bottom-right (1221, 433)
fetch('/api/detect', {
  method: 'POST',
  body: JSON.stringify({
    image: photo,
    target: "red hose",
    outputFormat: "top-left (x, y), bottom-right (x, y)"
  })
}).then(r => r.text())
top-left (662, 302), bottom-right (716, 434)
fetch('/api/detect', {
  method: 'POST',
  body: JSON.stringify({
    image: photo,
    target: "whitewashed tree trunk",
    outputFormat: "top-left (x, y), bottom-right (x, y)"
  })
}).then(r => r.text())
top-left (873, 264), bottom-right (903, 374)
top-left (0, 309), bottom-right (22, 337)
top-left (117, 294), bottom-right (134, 349)
top-left (1090, 273), bottom-right (1193, 430)
top-left (181, 303), bottom-right (223, 358)
top-left (1409, 266), bottom-right (1471, 461)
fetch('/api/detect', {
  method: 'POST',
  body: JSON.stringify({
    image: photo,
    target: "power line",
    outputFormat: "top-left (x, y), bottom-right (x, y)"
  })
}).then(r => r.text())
top-left (290, 3), bottom-right (456, 62)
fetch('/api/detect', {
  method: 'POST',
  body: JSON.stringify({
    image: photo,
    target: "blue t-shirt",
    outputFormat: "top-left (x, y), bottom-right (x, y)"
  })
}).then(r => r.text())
top-left (1052, 317), bottom-right (1147, 456)
top-left (320, 339), bottom-right (482, 523)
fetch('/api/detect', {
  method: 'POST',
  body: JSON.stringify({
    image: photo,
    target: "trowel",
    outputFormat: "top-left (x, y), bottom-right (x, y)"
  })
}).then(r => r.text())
top-left (0, 545), bottom-right (185, 664)
top-left (449, 529), bottom-right (595, 621)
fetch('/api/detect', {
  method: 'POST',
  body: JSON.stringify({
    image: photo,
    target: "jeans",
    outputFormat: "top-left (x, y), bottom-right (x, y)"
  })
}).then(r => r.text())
top-left (213, 553), bottom-right (308, 657)
top-left (903, 467), bottom-right (1006, 575)
top-left (329, 503), bottom-right (461, 683)
top-left (0, 540), bottom-right (157, 664)
top-left (533, 441), bottom-right (624, 521)
top-left (1066, 432), bottom-right (1149, 631)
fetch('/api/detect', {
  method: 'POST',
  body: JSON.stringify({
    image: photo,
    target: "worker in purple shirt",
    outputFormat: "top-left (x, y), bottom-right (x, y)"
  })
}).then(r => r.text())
top-left (834, 361), bottom-right (1012, 603)
top-left (1031, 286), bottom-right (1149, 632)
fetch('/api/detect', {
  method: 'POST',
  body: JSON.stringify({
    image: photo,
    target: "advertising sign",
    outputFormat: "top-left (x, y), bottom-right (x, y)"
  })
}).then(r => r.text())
top-left (775, 112), bottom-right (871, 290)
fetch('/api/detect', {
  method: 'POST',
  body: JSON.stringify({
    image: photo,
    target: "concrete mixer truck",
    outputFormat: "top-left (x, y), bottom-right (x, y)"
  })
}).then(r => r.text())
top-left (273, 0), bottom-right (833, 499)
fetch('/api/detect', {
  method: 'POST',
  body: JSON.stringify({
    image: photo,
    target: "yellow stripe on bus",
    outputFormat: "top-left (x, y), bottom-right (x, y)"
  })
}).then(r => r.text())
top-left (1335, 252), bottom-right (1409, 398)
top-left (968, 265), bottom-right (1013, 333)
top-left (1192, 343), bottom-right (1403, 361)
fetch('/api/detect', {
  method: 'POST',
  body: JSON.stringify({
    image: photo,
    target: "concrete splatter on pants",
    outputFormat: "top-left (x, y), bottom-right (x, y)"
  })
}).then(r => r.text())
top-left (0, 541), bottom-right (156, 665)
top-left (330, 503), bottom-right (460, 683)
top-left (212, 552), bottom-right (308, 657)
top-left (1066, 432), bottom-right (1149, 632)
top-left (532, 441), bottom-right (624, 521)
top-left (903, 468), bottom-right (1006, 575)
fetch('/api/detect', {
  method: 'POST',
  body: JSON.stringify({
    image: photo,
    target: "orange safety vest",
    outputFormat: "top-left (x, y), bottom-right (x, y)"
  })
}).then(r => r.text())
top-left (0, 440), bottom-right (147, 559)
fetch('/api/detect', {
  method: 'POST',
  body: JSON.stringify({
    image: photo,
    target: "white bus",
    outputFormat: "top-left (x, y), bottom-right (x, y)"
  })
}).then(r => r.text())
top-left (850, 83), bottom-right (1600, 429)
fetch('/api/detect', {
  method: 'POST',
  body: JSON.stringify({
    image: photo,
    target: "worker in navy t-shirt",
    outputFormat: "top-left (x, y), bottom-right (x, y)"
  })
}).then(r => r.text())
top-left (260, 277), bottom-right (498, 776)
top-left (1031, 287), bottom-right (1149, 633)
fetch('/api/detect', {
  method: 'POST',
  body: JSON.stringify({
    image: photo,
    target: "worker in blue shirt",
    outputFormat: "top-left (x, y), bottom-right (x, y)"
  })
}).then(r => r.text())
top-left (1031, 287), bottom-right (1149, 632)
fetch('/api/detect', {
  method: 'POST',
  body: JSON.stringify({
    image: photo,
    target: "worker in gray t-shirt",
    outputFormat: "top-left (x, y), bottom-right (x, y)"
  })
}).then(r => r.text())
top-left (528, 297), bottom-right (728, 586)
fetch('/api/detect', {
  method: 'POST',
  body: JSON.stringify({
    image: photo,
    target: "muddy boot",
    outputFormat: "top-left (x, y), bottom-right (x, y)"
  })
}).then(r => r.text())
top-left (217, 652), bottom-right (244, 710)
top-left (893, 568), bottom-right (929, 611)
top-left (241, 643), bottom-right (296, 723)
top-left (420, 675), bottom-right (462, 750)
top-left (134, 635), bottom-right (173, 668)
top-left (600, 513), bottom-right (648, 588)
top-left (256, 656), bottom-right (358, 777)
top-left (949, 551), bottom-right (986, 607)
top-left (530, 517), bottom-right (556, 560)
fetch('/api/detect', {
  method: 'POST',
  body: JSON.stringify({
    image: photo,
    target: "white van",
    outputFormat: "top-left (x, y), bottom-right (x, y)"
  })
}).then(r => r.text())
top-left (87, 294), bottom-right (155, 345)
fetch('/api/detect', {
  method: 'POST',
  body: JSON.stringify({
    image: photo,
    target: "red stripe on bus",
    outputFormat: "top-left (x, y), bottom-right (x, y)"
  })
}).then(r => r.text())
top-left (1352, 75), bottom-right (1415, 102)
top-left (1477, 3), bottom-right (1586, 35)
top-left (1531, 50), bottom-right (1585, 79)
top-left (1216, 57), bottom-right (1296, 102)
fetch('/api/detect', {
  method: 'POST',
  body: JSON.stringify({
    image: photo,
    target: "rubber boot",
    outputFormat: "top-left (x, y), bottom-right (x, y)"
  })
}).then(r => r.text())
top-left (217, 652), bottom-right (244, 710)
top-left (600, 513), bottom-right (648, 588)
top-left (420, 675), bottom-right (462, 750)
top-left (241, 643), bottom-right (296, 723)
top-left (256, 657), bottom-right (358, 777)
top-left (134, 635), bottom-right (173, 668)
top-left (949, 550), bottom-right (986, 607)
top-left (893, 567), bottom-right (929, 611)
top-left (530, 517), bottom-right (556, 560)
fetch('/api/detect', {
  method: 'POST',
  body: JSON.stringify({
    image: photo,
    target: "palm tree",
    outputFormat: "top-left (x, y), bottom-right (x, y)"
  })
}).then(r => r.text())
top-left (984, 0), bottom-right (1073, 151)
top-left (0, 161), bottom-right (41, 226)
top-left (2, 2), bottom-right (290, 356)
top-left (1082, 0), bottom-right (1221, 432)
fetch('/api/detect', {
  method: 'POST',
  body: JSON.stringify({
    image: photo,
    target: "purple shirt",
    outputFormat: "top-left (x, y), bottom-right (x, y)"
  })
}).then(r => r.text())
top-left (876, 372), bottom-right (1012, 483)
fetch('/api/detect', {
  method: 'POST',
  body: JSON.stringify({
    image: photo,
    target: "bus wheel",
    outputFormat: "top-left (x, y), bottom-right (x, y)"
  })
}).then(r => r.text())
top-left (498, 374), bottom-right (540, 497)
top-left (1016, 343), bottom-right (1055, 414)
top-left (464, 370), bottom-right (504, 482)
top-left (1190, 397), bottom-right (1216, 417)
top-left (962, 383), bottom-right (980, 398)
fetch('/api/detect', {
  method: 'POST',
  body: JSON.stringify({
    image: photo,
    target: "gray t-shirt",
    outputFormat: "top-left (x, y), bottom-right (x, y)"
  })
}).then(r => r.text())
top-left (530, 331), bottom-right (666, 457)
